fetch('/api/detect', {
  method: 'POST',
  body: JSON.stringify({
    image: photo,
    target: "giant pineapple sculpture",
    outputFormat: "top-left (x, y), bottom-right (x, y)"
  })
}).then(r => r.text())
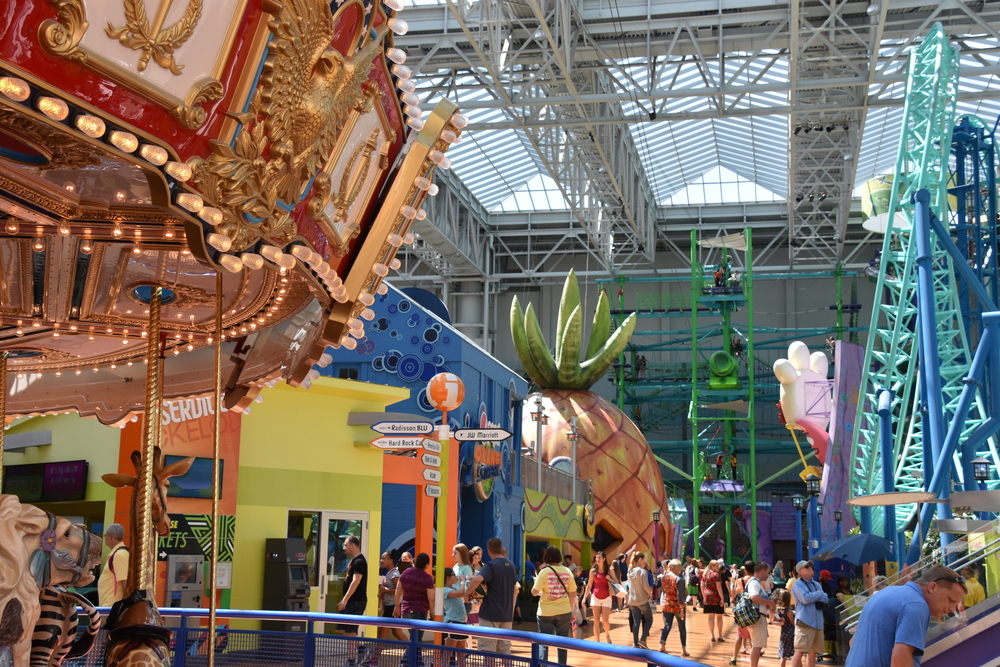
top-left (512, 271), bottom-right (668, 555)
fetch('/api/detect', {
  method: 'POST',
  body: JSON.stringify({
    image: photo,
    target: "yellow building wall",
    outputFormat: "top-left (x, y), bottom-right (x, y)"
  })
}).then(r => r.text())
top-left (2, 413), bottom-right (121, 553)
top-left (232, 377), bottom-right (408, 626)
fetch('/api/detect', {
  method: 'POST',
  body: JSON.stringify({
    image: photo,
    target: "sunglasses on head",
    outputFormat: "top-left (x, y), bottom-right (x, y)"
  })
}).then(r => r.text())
top-left (934, 576), bottom-right (966, 585)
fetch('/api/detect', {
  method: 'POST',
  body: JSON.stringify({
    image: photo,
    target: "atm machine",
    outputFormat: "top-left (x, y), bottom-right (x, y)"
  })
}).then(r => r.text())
top-left (262, 538), bottom-right (311, 632)
top-left (164, 555), bottom-right (205, 628)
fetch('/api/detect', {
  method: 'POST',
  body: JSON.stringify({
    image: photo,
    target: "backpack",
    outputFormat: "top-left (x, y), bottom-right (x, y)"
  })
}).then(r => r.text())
top-left (733, 577), bottom-right (762, 628)
top-left (688, 567), bottom-right (700, 587)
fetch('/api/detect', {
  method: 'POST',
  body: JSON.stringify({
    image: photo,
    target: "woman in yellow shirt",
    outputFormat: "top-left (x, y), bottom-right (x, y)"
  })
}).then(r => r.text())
top-left (532, 546), bottom-right (577, 665)
top-left (960, 566), bottom-right (986, 608)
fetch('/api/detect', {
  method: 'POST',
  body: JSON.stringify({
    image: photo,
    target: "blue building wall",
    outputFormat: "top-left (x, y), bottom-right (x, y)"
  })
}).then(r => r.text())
top-left (323, 284), bottom-right (529, 570)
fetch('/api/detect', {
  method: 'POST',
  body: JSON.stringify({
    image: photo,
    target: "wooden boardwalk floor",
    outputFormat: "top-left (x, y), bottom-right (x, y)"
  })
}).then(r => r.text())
top-left (504, 605), bottom-right (810, 667)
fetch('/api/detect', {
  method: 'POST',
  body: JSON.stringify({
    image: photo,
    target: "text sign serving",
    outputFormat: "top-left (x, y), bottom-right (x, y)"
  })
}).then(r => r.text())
top-left (422, 440), bottom-right (442, 453)
top-left (371, 436), bottom-right (428, 450)
top-left (371, 421), bottom-right (434, 435)
top-left (422, 469), bottom-right (442, 483)
top-left (454, 428), bottom-right (512, 441)
top-left (421, 453), bottom-right (442, 468)
top-left (425, 485), bottom-right (442, 497)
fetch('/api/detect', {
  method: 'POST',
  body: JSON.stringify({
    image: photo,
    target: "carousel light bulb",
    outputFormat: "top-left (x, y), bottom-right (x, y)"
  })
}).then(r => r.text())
top-left (75, 369), bottom-right (82, 375)
top-left (164, 225), bottom-right (175, 239)
top-left (450, 112), bottom-right (470, 129)
top-left (332, 287), bottom-right (348, 303)
top-left (14, 327), bottom-right (23, 337)
top-left (172, 349), bottom-right (180, 356)
top-left (108, 130), bottom-right (139, 153)
top-left (403, 105), bottom-right (422, 119)
top-left (198, 207), bottom-right (223, 225)
top-left (438, 156), bottom-right (452, 169)
top-left (389, 257), bottom-right (401, 270)
top-left (68, 323), bottom-right (77, 331)
top-left (391, 64), bottom-right (411, 79)
top-left (36, 96), bottom-right (69, 120)
top-left (176, 192), bottom-right (204, 212)
top-left (301, 379), bottom-right (312, 390)
top-left (127, 361), bottom-right (133, 366)
top-left (55, 370), bottom-right (61, 376)
top-left (207, 232), bottom-right (232, 252)
top-left (386, 48), bottom-right (407, 64)
top-left (181, 247), bottom-right (191, 255)
top-left (397, 78), bottom-right (417, 93)
top-left (139, 144), bottom-right (168, 165)
top-left (361, 308), bottom-right (375, 321)
top-left (319, 353), bottom-right (333, 366)
top-left (400, 205), bottom-right (417, 219)
top-left (112, 222), bottom-right (124, 238)
top-left (115, 190), bottom-right (127, 203)
top-left (110, 364), bottom-right (116, 370)
top-left (187, 344), bottom-right (194, 351)
top-left (406, 117), bottom-right (424, 131)
top-left (218, 254), bottom-right (243, 272)
top-left (0, 76), bottom-right (29, 102)
top-left (428, 183), bottom-right (439, 196)
top-left (403, 232), bottom-right (414, 244)
top-left (306, 369), bottom-right (320, 381)
top-left (52, 325), bottom-right (60, 337)
top-left (240, 252), bottom-right (264, 270)
top-left (400, 92), bottom-right (420, 107)
top-left (63, 181), bottom-right (76, 193)
top-left (259, 245), bottom-right (283, 264)
top-left (74, 115), bottom-right (106, 138)
top-left (57, 221), bottom-right (71, 236)
top-left (358, 291), bottom-right (375, 306)
top-left (376, 283), bottom-right (388, 295)
top-left (372, 262), bottom-right (389, 277)
top-left (416, 208), bottom-right (427, 220)
top-left (429, 149), bottom-right (445, 164)
top-left (4, 219), bottom-right (18, 235)
top-left (341, 336), bottom-right (357, 350)
top-left (349, 327), bottom-right (364, 339)
top-left (80, 238), bottom-right (92, 254)
top-left (131, 241), bottom-right (142, 254)
top-left (387, 17), bottom-right (408, 34)
top-left (387, 233), bottom-right (403, 247)
top-left (290, 245), bottom-right (312, 261)
top-left (384, 0), bottom-right (406, 10)
top-left (164, 161), bottom-right (193, 181)
top-left (441, 130), bottom-right (458, 143)
top-left (415, 176), bottom-right (431, 191)
top-left (276, 253), bottom-right (296, 270)
top-left (32, 237), bottom-right (44, 252)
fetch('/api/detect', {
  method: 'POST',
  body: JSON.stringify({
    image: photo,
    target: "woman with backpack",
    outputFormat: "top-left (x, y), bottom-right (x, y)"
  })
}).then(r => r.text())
top-left (684, 559), bottom-right (702, 609)
top-left (731, 561), bottom-right (755, 661)
top-left (531, 546), bottom-right (577, 664)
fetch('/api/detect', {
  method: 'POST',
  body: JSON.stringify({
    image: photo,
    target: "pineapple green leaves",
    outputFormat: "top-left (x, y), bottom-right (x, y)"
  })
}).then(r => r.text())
top-left (511, 270), bottom-right (636, 390)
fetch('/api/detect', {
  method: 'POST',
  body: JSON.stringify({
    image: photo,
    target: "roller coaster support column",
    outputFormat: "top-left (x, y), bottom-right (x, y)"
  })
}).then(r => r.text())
top-left (795, 505), bottom-right (804, 564)
top-left (877, 388), bottom-right (901, 563)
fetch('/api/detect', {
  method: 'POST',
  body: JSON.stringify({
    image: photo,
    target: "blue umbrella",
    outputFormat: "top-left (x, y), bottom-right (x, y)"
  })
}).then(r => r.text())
top-left (812, 533), bottom-right (895, 564)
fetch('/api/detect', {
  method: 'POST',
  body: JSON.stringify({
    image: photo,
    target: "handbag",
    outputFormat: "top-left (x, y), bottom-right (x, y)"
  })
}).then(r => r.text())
top-left (733, 577), bottom-right (762, 628)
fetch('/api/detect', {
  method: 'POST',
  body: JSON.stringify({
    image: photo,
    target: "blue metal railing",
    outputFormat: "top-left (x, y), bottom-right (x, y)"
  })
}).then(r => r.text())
top-left (71, 607), bottom-right (706, 667)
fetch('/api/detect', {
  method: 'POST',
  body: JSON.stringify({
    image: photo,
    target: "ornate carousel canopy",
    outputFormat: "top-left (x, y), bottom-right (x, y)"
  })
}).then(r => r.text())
top-left (0, 0), bottom-right (464, 423)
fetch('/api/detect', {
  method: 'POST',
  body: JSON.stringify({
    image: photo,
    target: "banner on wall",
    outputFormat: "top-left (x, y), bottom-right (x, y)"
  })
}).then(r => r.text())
top-left (157, 513), bottom-right (236, 562)
top-left (522, 488), bottom-right (591, 541)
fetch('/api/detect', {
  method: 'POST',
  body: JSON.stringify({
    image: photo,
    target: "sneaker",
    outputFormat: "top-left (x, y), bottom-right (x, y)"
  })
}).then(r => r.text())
top-left (638, 641), bottom-right (650, 650)
top-left (729, 659), bottom-right (737, 666)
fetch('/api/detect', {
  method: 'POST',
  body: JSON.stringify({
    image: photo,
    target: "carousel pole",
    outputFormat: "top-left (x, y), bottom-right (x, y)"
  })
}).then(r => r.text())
top-left (134, 287), bottom-right (163, 592)
top-left (0, 351), bottom-right (7, 477)
top-left (207, 273), bottom-right (223, 667)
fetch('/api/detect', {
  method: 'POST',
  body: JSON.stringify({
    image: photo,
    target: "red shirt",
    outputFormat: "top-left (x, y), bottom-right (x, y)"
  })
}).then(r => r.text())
top-left (702, 569), bottom-right (723, 606)
top-left (660, 572), bottom-right (683, 614)
top-left (591, 571), bottom-right (610, 599)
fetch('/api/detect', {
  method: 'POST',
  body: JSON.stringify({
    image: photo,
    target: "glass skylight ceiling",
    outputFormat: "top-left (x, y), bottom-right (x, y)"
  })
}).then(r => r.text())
top-left (416, 34), bottom-right (1000, 215)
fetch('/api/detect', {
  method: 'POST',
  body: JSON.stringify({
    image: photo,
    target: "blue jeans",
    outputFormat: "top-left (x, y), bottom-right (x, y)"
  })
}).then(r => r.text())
top-left (537, 612), bottom-right (573, 664)
top-left (660, 611), bottom-right (686, 648)
top-left (630, 603), bottom-right (653, 645)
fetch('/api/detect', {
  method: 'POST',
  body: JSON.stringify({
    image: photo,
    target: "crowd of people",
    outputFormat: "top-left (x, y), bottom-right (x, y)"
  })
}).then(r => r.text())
top-left (333, 538), bottom-right (971, 667)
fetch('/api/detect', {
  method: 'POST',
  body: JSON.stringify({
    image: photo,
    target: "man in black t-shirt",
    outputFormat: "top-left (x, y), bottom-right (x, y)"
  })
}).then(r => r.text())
top-left (465, 537), bottom-right (517, 654)
top-left (336, 535), bottom-right (367, 635)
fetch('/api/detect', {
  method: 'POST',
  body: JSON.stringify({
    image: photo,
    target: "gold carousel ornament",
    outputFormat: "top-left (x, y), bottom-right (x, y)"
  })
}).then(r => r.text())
top-left (0, 0), bottom-right (466, 665)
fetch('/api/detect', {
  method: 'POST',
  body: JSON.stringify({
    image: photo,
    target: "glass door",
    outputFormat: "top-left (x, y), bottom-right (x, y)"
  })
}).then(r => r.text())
top-left (287, 509), bottom-right (368, 633)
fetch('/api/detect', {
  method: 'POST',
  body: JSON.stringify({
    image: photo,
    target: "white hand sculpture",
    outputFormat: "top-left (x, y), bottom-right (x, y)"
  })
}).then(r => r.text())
top-left (773, 341), bottom-right (832, 459)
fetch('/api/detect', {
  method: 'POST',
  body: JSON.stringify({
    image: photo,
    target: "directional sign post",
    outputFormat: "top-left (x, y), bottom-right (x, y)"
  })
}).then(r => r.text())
top-left (454, 428), bottom-right (512, 442)
top-left (371, 422), bottom-right (434, 435)
top-left (425, 485), bottom-right (441, 498)
top-left (370, 436), bottom-right (428, 450)
top-left (423, 469), bottom-right (442, 483)
top-left (421, 453), bottom-right (441, 468)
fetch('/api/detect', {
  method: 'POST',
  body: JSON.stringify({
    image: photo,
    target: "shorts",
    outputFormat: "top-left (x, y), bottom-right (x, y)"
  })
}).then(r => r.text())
top-left (477, 618), bottom-right (512, 654)
top-left (794, 622), bottom-right (824, 654)
top-left (337, 598), bottom-right (367, 634)
top-left (688, 585), bottom-right (700, 595)
top-left (446, 621), bottom-right (469, 641)
top-left (590, 595), bottom-right (612, 608)
top-left (703, 604), bottom-right (724, 615)
top-left (382, 605), bottom-right (395, 618)
top-left (748, 616), bottom-right (768, 649)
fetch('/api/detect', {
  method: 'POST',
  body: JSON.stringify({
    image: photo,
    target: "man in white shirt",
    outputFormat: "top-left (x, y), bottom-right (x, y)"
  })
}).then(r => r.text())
top-left (745, 562), bottom-right (776, 667)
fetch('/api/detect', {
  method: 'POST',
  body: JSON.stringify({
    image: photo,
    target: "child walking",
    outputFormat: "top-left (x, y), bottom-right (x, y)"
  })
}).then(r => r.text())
top-left (772, 589), bottom-right (795, 667)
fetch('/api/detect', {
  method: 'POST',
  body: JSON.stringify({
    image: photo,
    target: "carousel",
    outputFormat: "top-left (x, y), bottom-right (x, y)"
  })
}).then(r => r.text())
top-left (0, 1), bottom-right (464, 665)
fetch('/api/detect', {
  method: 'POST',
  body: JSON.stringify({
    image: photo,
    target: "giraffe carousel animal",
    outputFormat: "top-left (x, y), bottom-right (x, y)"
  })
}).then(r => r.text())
top-left (101, 448), bottom-right (194, 667)
top-left (0, 494), bottom-right (102, 667)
